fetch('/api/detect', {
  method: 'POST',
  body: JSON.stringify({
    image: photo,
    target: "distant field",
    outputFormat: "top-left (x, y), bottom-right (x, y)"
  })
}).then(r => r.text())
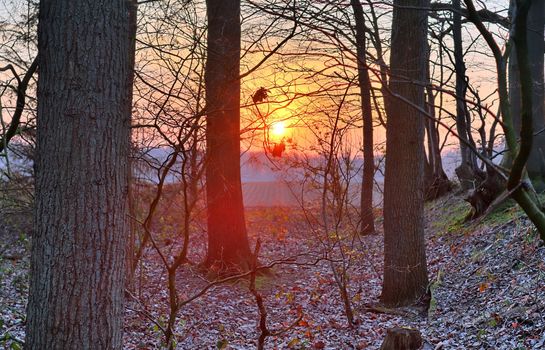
top-left (242, 181), bottom-right (383, 208)
top-left (240, 148), bottom-right (464, 208)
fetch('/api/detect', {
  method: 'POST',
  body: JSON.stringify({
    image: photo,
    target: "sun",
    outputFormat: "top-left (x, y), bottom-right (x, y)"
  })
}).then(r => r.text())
top-left (271, 121), bottom-right (286, 138)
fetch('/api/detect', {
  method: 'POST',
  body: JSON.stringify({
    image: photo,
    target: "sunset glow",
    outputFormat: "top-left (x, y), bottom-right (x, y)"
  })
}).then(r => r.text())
top-left (271, 121), bottom-right (286, 139)
top-left (8, 0), bottom-right (533, 348)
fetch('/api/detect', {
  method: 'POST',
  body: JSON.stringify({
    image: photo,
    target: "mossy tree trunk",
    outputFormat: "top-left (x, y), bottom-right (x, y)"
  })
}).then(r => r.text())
top-left (507, 0), bottom-right (545, 238)
top-left (509, 0), bottom-right (545, 190)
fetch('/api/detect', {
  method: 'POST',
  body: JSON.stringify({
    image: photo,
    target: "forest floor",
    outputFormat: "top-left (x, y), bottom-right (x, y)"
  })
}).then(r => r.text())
top-left (1, 192), bottom-right (545, 349)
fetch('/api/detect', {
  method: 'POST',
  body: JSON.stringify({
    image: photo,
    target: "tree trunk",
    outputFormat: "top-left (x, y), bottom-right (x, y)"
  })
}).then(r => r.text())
top-left (509, 0), bottom-right (545, 190)
top-left (26, 1), bottom-right (136, 348)
top-left (126, 161), bottom-right (137, 291)
top-left (454, 0), bottom-right (493, 216)
top-left (508, 0), bottom-right (545, 241)
top-left (424, 119), bottom-right (452, 201)
top-left (381, 0), bottom-right (429, 306)
top-left (425, 47), bottom-right (451, 201)
top-left (204, 0), bottom-right (252, 271)
top-left (351, 0), bottom-right (376, 235)
top-left (463, 0), bottom-right (545, 240)
top-left (453, 0), bottom-right (483, 191)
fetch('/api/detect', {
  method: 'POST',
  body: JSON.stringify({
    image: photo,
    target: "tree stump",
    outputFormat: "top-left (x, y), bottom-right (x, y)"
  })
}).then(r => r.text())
top-left (380, 327), bottom-right (423, 350)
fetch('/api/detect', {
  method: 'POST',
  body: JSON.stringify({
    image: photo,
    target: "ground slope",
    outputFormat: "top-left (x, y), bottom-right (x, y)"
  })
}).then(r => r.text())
top-left (1, 193), bottom-right (544, 349)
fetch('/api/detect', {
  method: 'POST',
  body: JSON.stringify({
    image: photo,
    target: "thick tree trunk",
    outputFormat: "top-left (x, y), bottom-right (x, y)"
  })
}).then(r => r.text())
top-left (204, 0), bottom-right (252, 271)
top-left (381, 0), bottom-right (429, 307)
top-left (26, 1), bottom-right (136, 349)
top-left (509, 0), bottom-right (545, 190)
top-left (351, 0), bottom-right (376, 235)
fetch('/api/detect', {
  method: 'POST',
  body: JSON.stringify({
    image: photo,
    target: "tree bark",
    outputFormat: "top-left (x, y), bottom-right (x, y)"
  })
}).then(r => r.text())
top-left (509, 0), bottom-right (545, 190)
top-left (204, 0), bottom-right (252, 271)
top-left (351, 0), bottom-right (376, 235)
top-left (381, 0), bottom-right (429, 306)
top-left (26, 0), bottom-right (136, 349)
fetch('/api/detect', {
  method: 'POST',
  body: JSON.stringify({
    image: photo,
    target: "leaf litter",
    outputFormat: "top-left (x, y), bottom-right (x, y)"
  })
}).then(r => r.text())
top-left (0, 194), bottom-right (544, 349)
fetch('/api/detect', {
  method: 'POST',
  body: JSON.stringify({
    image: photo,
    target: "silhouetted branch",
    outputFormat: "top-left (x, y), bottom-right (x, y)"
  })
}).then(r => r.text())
top-left (0, 56), bottom-right (38, 153)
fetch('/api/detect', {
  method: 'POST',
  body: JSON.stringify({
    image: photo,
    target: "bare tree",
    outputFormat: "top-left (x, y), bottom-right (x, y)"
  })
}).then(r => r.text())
top-left (205, 0), bottom-right (252, 270)
top-left (424, 40), bottom-right (451, 200)
top-left (381, 0), bottom-right (430, 306)
top-left (463, 0), bottom-right (545, 239)
top-left (351, 0), bottom-right (376, 235)
top-left (452, 0), bottom-right (484, 191)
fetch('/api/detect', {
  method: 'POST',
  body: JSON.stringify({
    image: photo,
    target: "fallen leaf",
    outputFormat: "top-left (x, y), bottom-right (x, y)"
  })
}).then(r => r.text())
top-left (299, 319), bottom-right (309, 327)
top-left (287, 338), bottom-right (300, 348)
top-left (216, 339), bottom-right (228, 349)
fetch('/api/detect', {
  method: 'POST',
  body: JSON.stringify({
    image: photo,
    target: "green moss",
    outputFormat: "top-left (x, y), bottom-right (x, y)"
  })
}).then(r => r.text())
top-left (427, 269), bottom-right (443, 318)
top-left (428, 195), bottom-right (472, 236)
top-left (480, 198), bottom-right (520, 227)
top-left (425, 189), bottom-right (545, 241)
top-left (479, 192), bottom-right (545, 230)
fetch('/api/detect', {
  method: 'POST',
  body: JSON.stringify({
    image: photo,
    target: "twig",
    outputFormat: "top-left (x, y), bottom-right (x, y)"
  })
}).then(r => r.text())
top-left (249, 239), bottom-right (270, 350)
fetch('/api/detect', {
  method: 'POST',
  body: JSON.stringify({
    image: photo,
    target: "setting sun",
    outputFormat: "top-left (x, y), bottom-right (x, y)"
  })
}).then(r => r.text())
top-left (271, 121), bottom-right (286, 138)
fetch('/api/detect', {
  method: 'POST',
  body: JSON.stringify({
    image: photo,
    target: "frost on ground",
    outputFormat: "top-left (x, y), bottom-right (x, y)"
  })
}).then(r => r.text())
top-left (1, 193), bottom-right (545, 349)
top-left (0, 222), bottom-right (29, 349)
